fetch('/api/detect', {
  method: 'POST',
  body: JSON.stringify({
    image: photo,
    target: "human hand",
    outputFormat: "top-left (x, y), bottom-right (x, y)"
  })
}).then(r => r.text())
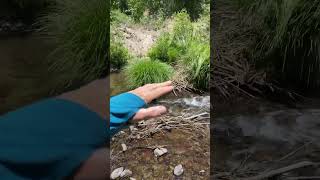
top-left (129, 81), bottom-right (174, 121)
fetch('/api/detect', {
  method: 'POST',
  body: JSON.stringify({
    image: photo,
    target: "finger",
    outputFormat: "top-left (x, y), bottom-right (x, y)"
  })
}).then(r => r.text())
top-left (132, 106), bottom-right (167, 121)
top-left (152, 81), bottom-right (173, 89)
top-left (148, 86), bottom-right (174, 101)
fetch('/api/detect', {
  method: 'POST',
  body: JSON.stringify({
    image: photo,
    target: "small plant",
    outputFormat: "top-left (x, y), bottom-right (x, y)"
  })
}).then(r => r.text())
top-left (125, 58), bottom-right (173, 88)
top-left (110, 41), bottom-right (130, 70)
top-left (148, 32), bottom-right (177, 63)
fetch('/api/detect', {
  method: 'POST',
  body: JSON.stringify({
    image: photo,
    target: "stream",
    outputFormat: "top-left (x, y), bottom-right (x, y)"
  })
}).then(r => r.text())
top-left (213, 99), bottom-right (320, 178)
top-left (0, 33), bottom-right (55, 114)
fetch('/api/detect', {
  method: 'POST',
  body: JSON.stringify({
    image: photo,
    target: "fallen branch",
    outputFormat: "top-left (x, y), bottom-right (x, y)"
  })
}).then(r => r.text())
top-left (242, 161), bottom-right (318, 180)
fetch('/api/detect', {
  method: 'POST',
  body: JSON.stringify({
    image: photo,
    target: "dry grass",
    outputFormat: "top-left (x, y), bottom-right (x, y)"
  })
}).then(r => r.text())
top-left (211, 0), bottom-right (267, 98)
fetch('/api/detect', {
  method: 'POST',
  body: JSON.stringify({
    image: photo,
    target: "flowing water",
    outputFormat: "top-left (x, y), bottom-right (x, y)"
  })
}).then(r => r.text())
top-left (213, 99), bottom-right (320, 178)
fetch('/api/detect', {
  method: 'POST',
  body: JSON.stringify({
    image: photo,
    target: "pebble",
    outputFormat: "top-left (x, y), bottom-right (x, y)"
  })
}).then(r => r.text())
top-left (174, 164), bottom-right (184, 176)
top-left (199, 170), bottom-right (205, 175)
top-left (110, 167), bottom-right (123, 179)
top-left (120, 169), bottom-right (132, 177)
top-left (129, 178), bottom-right (136, 180)
top-left (121, 143), bottom-right (127, 152)
top-left (154, 147), bottom-right (168, 157)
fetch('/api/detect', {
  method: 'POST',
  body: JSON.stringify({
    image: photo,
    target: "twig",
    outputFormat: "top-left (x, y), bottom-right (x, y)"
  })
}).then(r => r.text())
top-left (242, 161), bottom-right (318, 180)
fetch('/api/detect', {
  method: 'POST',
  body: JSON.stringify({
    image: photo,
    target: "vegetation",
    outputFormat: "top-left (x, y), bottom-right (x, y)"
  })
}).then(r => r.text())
top-left (110, 41), bottom-right (130, 70)
top-left (243, 0), bottom-right (320, 89)
top-left (213, 0), bottom-right (320, 98)
top-left (148, 11), bottom-right (210, 90)
top-left (111, 0), bottom-right (208, 21)
top-left (39, 0), bottom-right (109, 88)
top-left (125, 58), bottom-right (174, 88)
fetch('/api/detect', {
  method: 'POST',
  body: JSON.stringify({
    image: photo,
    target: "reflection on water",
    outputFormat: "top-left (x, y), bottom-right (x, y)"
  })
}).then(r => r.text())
top-left (0, 34), bottom-right (55, 114)
top-left (110, 72), bottom-right (129, 96)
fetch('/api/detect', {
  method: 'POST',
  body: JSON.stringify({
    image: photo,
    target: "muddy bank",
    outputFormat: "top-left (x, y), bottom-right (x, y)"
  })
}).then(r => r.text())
top-left (213, 97), bottom-right (320, 179)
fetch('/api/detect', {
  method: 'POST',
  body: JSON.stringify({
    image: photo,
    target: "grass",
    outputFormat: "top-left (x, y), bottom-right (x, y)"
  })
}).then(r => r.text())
top-left (184, 41), bottom-right (210, 90)
top-left (125, 58), bottom-right (174, 88)
top-left (148, 10), bottom-right (210, 90)
top-left (38, 0), bottom-right (109, 88)
top-left (240, 0), bottom-right (320, 89)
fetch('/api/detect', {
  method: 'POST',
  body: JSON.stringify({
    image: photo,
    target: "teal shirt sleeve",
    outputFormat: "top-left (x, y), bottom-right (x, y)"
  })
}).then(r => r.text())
top-left (110, 92), bottom-right (146, 136)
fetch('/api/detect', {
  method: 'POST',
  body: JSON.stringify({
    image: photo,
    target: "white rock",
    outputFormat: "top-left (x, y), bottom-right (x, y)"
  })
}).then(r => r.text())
top-left (154, 147), bottom-right (168, 157)
top-left (121, 143), bottom-right (127, 152)
top-left (174, 164), bottom-right (184, 176)
top-left (129, 125), bottom-right (135, 132)
top-left (129, 178), bottom-right (136, 180)
top-left (110, 167), bottom-right (124, 179)
top-left (199, 170), bottom-right (205, 174)
top-left (120, 169), bottom-right (132, 177)
top-left (119, 131), bottom-right (125, 134)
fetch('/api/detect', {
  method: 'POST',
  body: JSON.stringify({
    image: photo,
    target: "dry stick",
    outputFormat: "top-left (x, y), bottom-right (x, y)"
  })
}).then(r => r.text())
top-left (242, 161), bottom-right (318, 180)
top-left (184, 112), bottom-right (210, 120)
top-left (285, 176), bottom-right (320, 180)
top-left (276, 141), bottom-right (312, 162)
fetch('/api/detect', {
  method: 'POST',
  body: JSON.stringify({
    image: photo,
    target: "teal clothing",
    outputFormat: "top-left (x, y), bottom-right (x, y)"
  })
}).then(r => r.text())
top-left (110, 92), bottom-right (146, 135)
top-left (0, 92), bottom-right (145, 179)
top-left (0, 98), bottom-right (107, 180)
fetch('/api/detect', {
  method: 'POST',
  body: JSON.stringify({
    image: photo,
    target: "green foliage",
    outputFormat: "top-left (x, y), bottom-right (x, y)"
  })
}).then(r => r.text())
top-left (148, 33), bottom-right (177, 63)
top-left (110, 41), bottom-right (130, 70)
top-left (127, 0), bottom-right (146, 21)
top-left (125, 58), bottom-right (174, 88)
top-left (148, 10), bottom-right (210, 90)
top-left (39, 0), bottom-right (109, 87)
top-left (240, 0), bottom-right (320, 88)
top-left (148, 11), bottom-right (193, 63)
top-left (111, 0), bottom-right (208, 21)
top-left (184, 41), bottom-right (210, 90)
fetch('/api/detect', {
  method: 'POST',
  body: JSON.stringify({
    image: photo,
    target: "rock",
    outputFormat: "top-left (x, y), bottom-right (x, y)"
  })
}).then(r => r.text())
top-left (199, 170), bottom-right (205, 175)
top-left (154, 147), bottom-right (168, 157)
top-left (110, 167), bottom-right (123, 179)
top-left (129, 125), bottom-right (138, 132)
top-left (174, 164), bottom-right (184, 176)
top-left (120, 169), bottom-right (132, 177)
top-left (129, 178), bottom-right (136, 180)
top-left (119, 131), bottom-right (125, 134)
top-left (121, 143), bottom-right (127, 152)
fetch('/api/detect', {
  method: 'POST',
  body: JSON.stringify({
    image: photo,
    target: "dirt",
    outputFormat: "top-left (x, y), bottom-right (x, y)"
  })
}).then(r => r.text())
top-left (119, 25), bottom-right (160, 57)
top-left (110, 96), bottom-right (210, 179)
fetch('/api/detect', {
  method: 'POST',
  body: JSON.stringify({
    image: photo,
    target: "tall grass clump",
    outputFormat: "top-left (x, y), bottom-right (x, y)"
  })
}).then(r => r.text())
top-left (125, 58), bottom-right (174, 88)
top-left (148, 10), bottom-right (210, 90)
top-left (39, 0), bottom-right (109, 87)
top-left (184, 41), bottom-right (210, 90)
top-left (148, 11), bottom-right (193, 64)
top-left (242, 0), bottom-right (320, 88)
